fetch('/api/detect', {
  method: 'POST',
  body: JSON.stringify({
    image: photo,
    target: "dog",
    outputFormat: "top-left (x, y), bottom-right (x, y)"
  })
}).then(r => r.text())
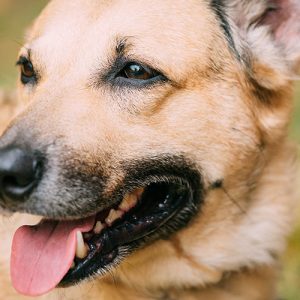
top-left (0, 0), bottom-right (299, 299)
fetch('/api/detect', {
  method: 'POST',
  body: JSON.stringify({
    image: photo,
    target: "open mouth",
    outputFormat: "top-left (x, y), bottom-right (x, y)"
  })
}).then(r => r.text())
top-left (63, 180), bottom-right (194, 283)
top-left (10, 172), bottom-right (202, 297)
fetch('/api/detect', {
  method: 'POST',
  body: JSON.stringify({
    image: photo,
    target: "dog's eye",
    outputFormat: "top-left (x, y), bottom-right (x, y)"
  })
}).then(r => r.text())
top-left (119, 63), bottom-right (159, 81)
top-left (103, 60), bottom-right (167, 88)
top-left (16, 57), bottom-right (37, 85)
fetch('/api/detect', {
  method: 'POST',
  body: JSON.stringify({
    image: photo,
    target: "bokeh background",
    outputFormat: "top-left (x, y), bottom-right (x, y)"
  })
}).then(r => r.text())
top-left (0, 1), bottom-right (299, 299)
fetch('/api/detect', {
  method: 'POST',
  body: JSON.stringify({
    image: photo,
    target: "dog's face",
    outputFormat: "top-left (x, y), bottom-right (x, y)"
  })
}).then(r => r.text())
top-left (0, 0), bottom-right (299, 297)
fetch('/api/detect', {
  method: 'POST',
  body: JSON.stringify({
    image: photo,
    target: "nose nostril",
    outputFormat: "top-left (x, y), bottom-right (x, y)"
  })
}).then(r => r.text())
top-left (0, 176), bottom-right (32, 201)
top-left (2, 176), bottom-right (21, 188)
top-left (0, 146), bottom-right (43, 202)
top-left (2, 174), bottom-right (32, 189)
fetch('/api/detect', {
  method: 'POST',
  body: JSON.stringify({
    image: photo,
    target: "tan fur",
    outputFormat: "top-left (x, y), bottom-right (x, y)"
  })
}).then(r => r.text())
top-left (0, 91), bottom-right (20, 135)
top-left (0, 0), bottom-right (299, 299)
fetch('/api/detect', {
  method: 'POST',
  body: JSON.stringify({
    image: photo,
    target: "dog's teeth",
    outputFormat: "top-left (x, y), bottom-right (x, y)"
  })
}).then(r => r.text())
top-left (119, 193), bottom-right (138, 211)
top-left (105, 209), bottom-right (123, 226)
top-left (93, 221), bottom-right (105, 234)
top-left (75, 231), bottom-right (89, 259)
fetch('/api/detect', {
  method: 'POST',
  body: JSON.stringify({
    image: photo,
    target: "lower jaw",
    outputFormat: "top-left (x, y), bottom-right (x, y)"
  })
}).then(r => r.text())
top-left (60, 179), bottom-right (201, 286)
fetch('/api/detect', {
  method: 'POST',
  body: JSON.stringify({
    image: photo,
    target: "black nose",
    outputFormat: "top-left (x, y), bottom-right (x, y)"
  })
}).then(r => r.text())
top-left (0, 146), bottom-right (41, 202)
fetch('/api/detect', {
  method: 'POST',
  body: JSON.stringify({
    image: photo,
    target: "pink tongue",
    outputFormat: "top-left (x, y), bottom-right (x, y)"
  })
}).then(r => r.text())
top-left (10, 217), bottom-right (95, 297)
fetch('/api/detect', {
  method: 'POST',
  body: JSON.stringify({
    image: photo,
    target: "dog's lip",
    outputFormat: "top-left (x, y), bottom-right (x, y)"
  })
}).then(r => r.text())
top-left (59, 177), bottom-right (194, 287)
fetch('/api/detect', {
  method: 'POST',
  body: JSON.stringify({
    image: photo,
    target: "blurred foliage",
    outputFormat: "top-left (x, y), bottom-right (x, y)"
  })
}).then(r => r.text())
top-left (291, 84), bottom-right (300, 143)
top-left (280, 84), bottom-right (300, 299)
top-left (0, 0), bottom-right (48, 87)
top-left (0, 1), bottom-right (299, 299)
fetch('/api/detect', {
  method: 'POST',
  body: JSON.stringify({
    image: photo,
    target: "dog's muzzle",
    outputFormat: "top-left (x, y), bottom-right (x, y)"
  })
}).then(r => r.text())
top-left (0, 138), bottom-right (204, 297)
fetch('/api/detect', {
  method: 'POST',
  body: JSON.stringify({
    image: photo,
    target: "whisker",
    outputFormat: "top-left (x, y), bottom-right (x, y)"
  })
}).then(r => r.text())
top-left (222, 186), bottom-right (247, 215)
top-left (208, 178), bottom-right (247, 215)
top-left (11, 39), bottom-right (26, 49)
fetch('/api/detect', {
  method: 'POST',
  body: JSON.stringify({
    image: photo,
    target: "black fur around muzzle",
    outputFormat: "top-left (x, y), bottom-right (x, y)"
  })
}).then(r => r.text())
top-left (0, 124), bottom-right (204, 222)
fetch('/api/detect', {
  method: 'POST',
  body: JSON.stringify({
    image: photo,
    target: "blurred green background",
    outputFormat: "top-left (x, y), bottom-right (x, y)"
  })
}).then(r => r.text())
top-left (0, 1), bottom-right (299, 299)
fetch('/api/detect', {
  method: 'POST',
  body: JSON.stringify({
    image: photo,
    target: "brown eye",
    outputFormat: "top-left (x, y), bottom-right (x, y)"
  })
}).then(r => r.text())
top-left (123, 63), bottom-right (157, 80)
top-left (21, 61), bottom-right (34, 77)
top-left (16, 57), bottom-right (37, 84)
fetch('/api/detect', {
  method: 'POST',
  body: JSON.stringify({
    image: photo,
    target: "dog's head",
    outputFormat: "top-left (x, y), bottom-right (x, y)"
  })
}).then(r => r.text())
top-left (0, 0), bottom-right (299, 297)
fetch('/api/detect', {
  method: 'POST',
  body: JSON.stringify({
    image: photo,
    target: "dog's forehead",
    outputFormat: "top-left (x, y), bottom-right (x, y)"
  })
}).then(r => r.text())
top-left (23, 0), bottom-right (219, 79)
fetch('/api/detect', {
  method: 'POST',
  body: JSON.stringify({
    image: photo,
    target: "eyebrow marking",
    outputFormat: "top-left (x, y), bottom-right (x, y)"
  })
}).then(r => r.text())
top-left (115, 36), bottom-right (134, 57)
top-left (16, 46), bottom-right (32, 65)
top-left (89, 36), bottom-right (134, 88)
top-left (115, 38), bottom-right (127, 56)
top-left (16, 48), bottom-right (32, 64)
top-left (22, 47), bottom-right (32, 58)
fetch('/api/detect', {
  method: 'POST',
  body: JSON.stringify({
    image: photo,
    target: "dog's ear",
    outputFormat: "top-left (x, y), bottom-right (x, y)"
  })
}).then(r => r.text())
top-left (219, 0), bottom-right (300, 88)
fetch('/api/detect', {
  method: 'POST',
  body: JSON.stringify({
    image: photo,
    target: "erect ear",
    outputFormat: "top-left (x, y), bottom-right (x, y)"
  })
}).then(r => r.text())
top-left (221, 0), bottom-right (300, 88)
